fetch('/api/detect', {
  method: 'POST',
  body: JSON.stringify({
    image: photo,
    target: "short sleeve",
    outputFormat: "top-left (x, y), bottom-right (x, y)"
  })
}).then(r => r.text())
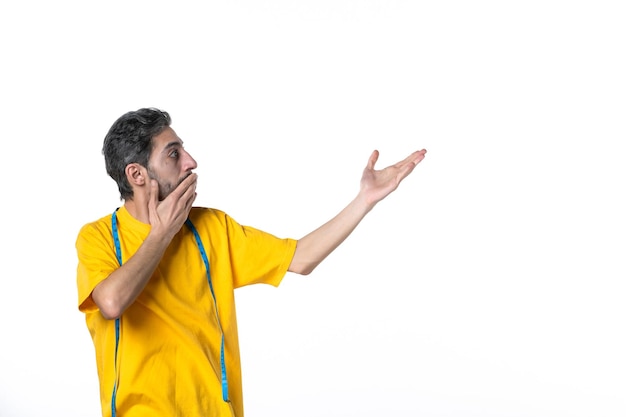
top-left (226, 218), bottom-right (297, 288)
top-left (190, 209), bottom-right (298, 289)
top-left (75, 220), bottom-right (120, 312)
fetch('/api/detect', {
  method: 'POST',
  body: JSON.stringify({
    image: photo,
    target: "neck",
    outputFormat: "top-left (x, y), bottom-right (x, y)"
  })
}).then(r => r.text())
top-left (124, 197), bottom-right (150, 224)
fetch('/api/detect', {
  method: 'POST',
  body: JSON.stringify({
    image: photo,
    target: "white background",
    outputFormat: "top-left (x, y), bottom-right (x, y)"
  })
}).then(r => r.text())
top-left (1, 1), bottom-right (625, 416)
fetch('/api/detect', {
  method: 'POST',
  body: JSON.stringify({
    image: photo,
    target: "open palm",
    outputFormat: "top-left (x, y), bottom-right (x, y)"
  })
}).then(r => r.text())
top-left (360, 149), bottom-right (427, 207)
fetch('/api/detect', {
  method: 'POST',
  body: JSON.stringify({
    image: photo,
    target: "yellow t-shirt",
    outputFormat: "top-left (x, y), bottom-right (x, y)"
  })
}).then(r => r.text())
top-left (76, 206), bottom-right (297, 417)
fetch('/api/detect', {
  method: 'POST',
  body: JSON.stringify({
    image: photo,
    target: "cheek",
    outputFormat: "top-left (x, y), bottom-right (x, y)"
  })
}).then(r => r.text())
top-left (160, 159), bottom-right (178, 172)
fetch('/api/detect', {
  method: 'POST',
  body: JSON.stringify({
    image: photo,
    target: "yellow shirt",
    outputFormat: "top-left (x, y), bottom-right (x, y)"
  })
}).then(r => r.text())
top-left (76, 206), bottom-right (297, 417)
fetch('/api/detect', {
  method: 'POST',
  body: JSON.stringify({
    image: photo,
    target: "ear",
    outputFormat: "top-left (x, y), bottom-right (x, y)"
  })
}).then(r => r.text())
top-left (125, 163), bottom-right (148, 187)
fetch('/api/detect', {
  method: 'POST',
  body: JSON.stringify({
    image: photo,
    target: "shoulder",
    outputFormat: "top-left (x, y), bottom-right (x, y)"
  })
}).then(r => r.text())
top-left (75, 211), bottom-right (117, 255)
top-left (76, 212), bottom-right (114, 241)
top-left (187, 207), bottom-right (249, 237)
top-left (188, 206), bottom-right (228, 223)
top-left (187, 206), bottom-right (237, 230)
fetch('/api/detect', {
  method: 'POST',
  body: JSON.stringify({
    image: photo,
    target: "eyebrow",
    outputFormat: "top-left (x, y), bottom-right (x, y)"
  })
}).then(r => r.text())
top-left (161, 140), bottom-right (184, 154)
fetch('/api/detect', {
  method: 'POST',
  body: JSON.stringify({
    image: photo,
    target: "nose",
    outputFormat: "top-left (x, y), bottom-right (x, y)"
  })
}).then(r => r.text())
top-left (183, 150), bottom-right (198, 171)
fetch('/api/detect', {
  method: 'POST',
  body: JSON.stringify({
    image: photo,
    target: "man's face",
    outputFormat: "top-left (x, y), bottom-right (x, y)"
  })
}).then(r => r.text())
top-left (146, 127), bottom-right (198, 200)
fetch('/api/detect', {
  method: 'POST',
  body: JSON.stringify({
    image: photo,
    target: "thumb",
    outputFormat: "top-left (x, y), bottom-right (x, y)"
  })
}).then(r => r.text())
top-left (148, 179), bottom-right (159, 213)
top-left (366, 150), bottom-right (380, 170)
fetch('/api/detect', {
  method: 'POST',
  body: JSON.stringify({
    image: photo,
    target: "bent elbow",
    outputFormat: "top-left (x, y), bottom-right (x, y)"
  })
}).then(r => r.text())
top-left (299, 265), bottom-right (316, 276)
top-left (98, 298), bottom-right (123, 320)
top-left (288, 260), bottom-right (318, 276)
top-left (99, 306), bottom-right (122, 321)
top-left (92, 288), bottom-right (124, 320)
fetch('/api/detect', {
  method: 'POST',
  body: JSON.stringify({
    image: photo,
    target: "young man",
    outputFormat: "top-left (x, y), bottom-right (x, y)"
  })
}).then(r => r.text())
top-left (76, 107), bottom-right (427, 417)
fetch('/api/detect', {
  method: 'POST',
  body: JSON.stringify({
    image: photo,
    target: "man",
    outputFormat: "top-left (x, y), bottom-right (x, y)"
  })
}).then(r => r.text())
top-left (76, 107), bottom-right (427, 417)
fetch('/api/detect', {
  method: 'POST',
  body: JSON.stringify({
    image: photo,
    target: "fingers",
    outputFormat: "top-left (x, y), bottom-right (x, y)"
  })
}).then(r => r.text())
top-left (156, 173), bottom-right (197, 220)
top-left (397, 149), bottom-right (427, 178)
top-left (176, 173), bottom-right (198, 195)
top-left (185, 188), bottom-right (197, 212)
top-left (414, 148), bottom-right (427, 162)
top-left (179, 175), bottom-right (197, 196)
top-left (368, 149), bottom-right (426, 172)
top-left (404, 149), bottom-right (427, 166)
top-left (180, 175), bottom-right (198, 210)
top-left (369, 148), bottom-right (426, 167)
top-left (170, 174), bottom-right (197, 217)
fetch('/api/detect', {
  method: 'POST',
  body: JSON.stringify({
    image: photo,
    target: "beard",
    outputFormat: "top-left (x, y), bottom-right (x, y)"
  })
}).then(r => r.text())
top-left (147, 168), bottom-right (190, 201)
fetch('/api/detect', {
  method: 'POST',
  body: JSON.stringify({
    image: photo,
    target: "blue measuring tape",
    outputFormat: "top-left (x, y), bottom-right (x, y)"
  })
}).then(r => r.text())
top-left (111, 210), bottom-right (122, 417)
top-left (184, 218), bottom-right (230, 402)
top-left (110, 209), bottom-right (230, 415)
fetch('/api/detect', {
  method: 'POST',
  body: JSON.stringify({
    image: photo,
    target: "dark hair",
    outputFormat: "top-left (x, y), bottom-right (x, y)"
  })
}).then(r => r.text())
top-left (102, 107), bottom-right (171, 200)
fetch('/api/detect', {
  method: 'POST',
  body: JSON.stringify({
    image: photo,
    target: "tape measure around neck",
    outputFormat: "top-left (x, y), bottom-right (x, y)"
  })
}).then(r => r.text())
top-left (109, 209), bottom-right (230, 415)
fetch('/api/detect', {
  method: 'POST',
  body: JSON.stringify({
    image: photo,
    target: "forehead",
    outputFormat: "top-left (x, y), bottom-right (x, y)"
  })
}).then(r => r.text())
top-left (151, 127), bottom-right (183, 154)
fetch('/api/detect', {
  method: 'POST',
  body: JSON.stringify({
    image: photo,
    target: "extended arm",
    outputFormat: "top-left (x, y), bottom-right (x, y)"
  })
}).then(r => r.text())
top-left (288, 149), bottom-right (426, 275)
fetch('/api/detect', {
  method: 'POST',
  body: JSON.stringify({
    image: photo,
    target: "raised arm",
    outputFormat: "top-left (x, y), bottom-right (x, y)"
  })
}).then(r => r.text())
top-left (92, 174), bottom-right (197, 319)
top-left (288, 149), bottom-right (427, 275)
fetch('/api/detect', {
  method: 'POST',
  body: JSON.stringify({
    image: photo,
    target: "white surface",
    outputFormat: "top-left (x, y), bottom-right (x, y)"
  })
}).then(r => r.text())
top-left (1, 1), bottom-right (624, 416)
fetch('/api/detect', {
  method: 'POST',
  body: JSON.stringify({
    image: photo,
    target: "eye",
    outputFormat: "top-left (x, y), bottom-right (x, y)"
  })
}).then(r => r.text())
top-left (169, 149), bottom-right (179, 159)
